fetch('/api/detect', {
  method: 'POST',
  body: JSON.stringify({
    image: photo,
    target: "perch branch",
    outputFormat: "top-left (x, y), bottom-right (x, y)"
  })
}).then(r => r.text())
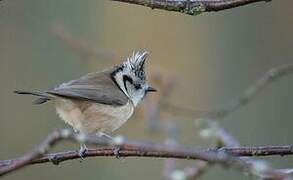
top-left (110, 0), bottom-right (271, 15)
top-left (219, 145), bottom-right (293, 157)
top-left (0, 129), bottom-right (292, 179)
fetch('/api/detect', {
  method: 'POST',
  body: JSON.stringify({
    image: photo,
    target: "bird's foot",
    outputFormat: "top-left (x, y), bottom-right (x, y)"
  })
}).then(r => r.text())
top-left (97, 132), bottom-right (123, 159)
top-left (78, 144), bottom-right (88, 160)
top-left (113, 146), bottom-right (121, 159)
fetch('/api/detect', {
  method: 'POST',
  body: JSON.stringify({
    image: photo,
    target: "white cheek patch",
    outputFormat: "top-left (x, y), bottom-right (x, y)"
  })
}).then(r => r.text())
top-left (131, 91), bottom-right (144, 107)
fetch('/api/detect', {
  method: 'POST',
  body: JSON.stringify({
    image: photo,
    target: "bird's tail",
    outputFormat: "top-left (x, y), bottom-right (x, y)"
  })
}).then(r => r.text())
top-left (14, 90), bottom-right (51, 104)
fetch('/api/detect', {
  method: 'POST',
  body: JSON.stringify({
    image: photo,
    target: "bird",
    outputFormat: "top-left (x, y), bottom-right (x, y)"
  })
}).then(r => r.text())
top-left (14, 51), bottom-right (156, 156)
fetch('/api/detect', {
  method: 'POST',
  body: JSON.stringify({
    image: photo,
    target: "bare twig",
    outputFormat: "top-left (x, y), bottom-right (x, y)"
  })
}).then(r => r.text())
top-left (214, 63), bottom-right (293, 118)
top-left (197, 124), bottom-right (241, 178)
top-left (274, 169), bottom-right (293, 176)
top-left (143, 72), bottom-right (181, 179)
top-left (51, 24), bottom-right (115, 62)
top-left (0, 130), bottom-right (65, 176)
top-left (163, 122), bottom-right (179, 180)
top-left (199, 120), bottom-right (293, 179)
top-left (163, 63), bottom-right (293, 119)
top-left (110, 0), bottom-right (271, 15)
top-left (182, 161), bottom-right (210, 179)
top-left (0, 129), bottom-right (292, 179)
top-left (215, 127), bottom-right (240, 147)
top-left (181, 122), bottom-right (242, 179)
top-left (143, 69), bottom-right (178, 131)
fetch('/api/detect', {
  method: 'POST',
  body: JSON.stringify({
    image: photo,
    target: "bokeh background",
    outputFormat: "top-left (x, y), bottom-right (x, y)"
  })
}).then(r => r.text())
top-left (0, 0), bottom-right (293, 179)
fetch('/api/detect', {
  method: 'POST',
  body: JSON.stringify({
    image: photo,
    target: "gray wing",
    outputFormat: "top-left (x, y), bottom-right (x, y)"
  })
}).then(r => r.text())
top-left (47, 68), bottom-right (128, 106)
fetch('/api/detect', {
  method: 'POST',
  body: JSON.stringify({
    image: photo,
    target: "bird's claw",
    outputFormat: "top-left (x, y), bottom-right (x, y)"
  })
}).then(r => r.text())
top-left (113, 146), bottom-right (121, 159)
top-left (78, 144), bottom-right (88, 160)
top-left (97, 132), bottom-right (122, 159)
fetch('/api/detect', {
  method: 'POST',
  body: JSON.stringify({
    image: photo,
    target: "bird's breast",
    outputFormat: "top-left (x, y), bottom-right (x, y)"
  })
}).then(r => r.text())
top-left (54, 97), bottom-right (134, 134)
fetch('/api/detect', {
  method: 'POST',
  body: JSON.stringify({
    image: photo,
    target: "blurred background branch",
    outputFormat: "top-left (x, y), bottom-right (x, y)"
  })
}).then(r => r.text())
top-left (162, 63), bottom-right (293, 120)
top-left (213, 63), bottom-right (293, 119)
top-left (51, 23), bottom-right (116, 63)
top-left (152, 61), bottom-right (293, 179)
top-left (110, 0), bottom-right (271, 15)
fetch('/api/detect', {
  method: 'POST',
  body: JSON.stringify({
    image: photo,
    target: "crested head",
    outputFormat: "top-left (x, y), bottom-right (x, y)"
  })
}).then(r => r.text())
top-left (111, 51), bottom-right (156, 107)
top-left (123, 51), bottom-right (148, 79)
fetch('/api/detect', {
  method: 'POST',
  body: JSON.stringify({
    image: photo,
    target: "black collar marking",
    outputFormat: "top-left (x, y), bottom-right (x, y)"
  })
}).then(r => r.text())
top-left (122, 75), bottom-right (133, 92)
top-left (110, 65), bottom-right (128, 96)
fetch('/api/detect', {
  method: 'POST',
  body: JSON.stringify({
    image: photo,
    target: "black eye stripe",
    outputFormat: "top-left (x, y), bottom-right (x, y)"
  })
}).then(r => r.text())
top-left (134, 84), bottom-right (141, 90)
top-left (123, 75), bottom-right (133, 91)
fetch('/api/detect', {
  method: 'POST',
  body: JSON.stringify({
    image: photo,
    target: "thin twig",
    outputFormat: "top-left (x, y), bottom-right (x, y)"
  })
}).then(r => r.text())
top-left (110, 0), bottom-right (271, 15)
top-left (274, 169), bottom-right (293, 176)
top-left (183, 161), bottom-right (210, 179)
top-left (163, 121), bottom-right (179, 180)
top-left (143, 69), bottom-right (178, 132)
top-left (181, 125), bottom-right (241, 179)
top-left (51, 23), bottom-right (115, 62)
top-left (215, 127), bottom-right (240, 147)
top-left (215, 63), bottom-right (293, 118)
top-left (163, 63), bottom-right (293, 119)
top-left (0, 130), bottom-right (64, 176)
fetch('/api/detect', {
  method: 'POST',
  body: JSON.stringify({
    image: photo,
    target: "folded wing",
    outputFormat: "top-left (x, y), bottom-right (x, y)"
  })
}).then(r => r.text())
top-left (47, 69), bottom-right (128, 106)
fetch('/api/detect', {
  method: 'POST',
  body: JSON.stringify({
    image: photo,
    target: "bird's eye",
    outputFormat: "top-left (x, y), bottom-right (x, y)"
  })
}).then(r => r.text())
top-left (134, 84), bottom-right (141, 90)
top-left (137, 71), bottom-right (144, 77)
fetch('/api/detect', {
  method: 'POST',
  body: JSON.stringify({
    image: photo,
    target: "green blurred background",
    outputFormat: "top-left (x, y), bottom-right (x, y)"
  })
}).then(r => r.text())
top-left (0, 0), bottom-right (293, 179)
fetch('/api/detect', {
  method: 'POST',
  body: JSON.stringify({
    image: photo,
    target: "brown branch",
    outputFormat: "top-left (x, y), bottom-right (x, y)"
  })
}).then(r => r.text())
top-left (0, 130), bottom-right (66, 176)
top-left (219, 145), bottom-right (293, 157)
top-left (6, 145), bottom-right (293, 166)
top-left (0, 129), bottom-right (292, 179)
top-left (110, 0), bottom-right (271, 15)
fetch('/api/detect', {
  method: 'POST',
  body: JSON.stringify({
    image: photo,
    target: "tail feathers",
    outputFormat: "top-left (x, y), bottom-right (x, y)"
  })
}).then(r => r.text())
top-left (14, 90), bottom-right (51, 104)
top-left (32, 98), bottom-right (50, 104)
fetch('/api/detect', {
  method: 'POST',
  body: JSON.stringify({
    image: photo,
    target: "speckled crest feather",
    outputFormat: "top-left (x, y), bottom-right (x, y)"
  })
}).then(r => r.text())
top-left (122, 51), bottom-right (148, 80)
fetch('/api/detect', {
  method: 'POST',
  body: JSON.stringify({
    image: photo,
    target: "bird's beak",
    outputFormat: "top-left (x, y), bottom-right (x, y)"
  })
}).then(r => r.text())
top-left (146, 86), bottom-right (157, 92)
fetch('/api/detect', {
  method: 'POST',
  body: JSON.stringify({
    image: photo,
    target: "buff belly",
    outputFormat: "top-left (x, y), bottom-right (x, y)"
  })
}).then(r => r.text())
top-left (54, 97), bottom-right (134, 134)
